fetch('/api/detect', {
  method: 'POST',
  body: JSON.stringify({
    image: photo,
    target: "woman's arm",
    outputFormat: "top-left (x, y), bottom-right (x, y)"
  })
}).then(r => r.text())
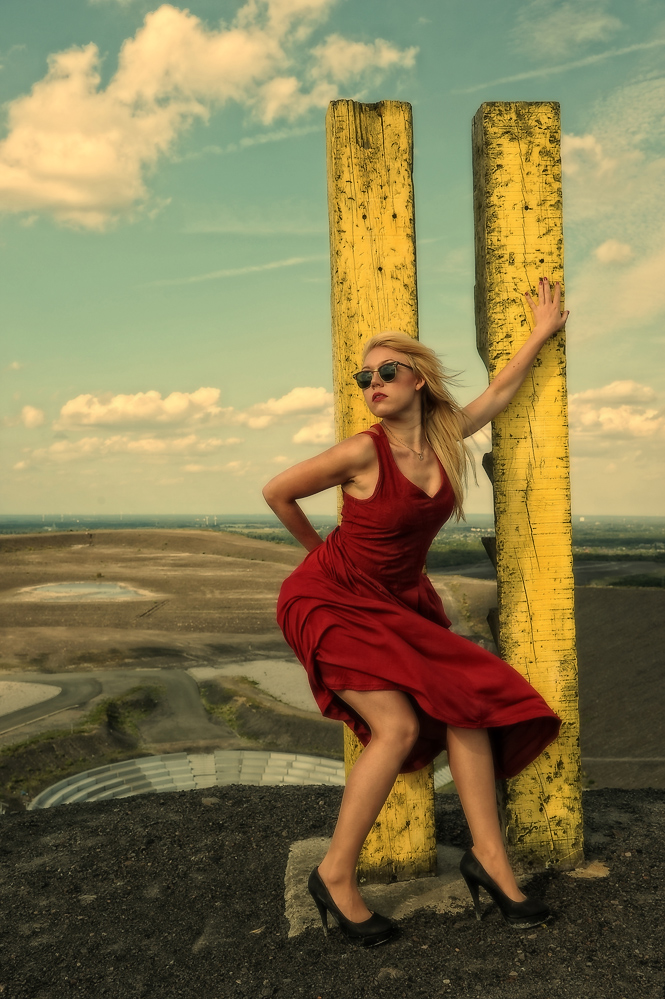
top-left (262, 434), bottom-right (375, 551)
top-left (461, 277), bottom-right (569, 437)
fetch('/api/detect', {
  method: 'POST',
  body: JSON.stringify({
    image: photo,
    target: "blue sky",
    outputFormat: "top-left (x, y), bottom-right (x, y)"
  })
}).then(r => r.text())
top-left (1, 0), bottom-right (664, 517)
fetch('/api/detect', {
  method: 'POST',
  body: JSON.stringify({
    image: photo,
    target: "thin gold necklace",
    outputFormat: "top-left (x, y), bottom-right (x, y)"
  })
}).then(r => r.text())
top-left (382, 422), bottom-right (427, 461)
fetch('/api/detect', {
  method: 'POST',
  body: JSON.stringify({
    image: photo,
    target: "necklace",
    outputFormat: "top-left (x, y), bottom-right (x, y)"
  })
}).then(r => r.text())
top-left (382, 422), bottom-right (427, 460)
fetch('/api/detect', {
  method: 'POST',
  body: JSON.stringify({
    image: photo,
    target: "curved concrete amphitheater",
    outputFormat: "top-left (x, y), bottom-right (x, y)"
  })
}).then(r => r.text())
top-left (27, 751), bottom-right (346, 809)
top-left (27, 751), bottom-right (455, 809)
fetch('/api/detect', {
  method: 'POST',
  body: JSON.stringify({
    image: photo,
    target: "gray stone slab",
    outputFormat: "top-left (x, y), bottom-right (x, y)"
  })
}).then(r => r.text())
top-left (284, 837), bottom-right (474, 938)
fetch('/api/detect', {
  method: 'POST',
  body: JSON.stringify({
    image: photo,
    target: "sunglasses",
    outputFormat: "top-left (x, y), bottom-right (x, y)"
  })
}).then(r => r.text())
top-left (352, 361), bottom-right (412, 389)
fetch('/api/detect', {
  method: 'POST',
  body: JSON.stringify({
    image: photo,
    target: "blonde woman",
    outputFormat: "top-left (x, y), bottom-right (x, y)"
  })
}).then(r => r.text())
top-left (263, 277), bottom-right (569, 946)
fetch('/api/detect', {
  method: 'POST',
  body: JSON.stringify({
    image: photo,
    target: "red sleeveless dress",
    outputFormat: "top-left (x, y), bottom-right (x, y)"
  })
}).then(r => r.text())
top-left (276, 423), bottom-right (561, 778)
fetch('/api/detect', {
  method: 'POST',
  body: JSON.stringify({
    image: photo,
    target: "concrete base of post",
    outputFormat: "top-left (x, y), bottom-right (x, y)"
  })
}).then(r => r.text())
top-left (285, 837), bottom-right (480, 937)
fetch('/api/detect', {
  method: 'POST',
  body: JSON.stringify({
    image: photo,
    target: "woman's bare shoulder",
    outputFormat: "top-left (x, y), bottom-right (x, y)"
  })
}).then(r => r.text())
top-left (335, 430), bottom-right (378, 459)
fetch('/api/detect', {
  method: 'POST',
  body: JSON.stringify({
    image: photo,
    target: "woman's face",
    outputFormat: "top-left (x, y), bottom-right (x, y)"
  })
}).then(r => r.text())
top-left (360, 346), bottom-right (425, 419)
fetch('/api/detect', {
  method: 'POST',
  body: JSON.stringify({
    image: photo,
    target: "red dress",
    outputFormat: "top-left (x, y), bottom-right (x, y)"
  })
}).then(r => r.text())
top-left (276, 423), bottom-right (561, 778)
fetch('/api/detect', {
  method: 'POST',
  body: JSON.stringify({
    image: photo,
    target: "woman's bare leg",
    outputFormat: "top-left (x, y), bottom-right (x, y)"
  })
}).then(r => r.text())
top-left (446, 726), bottom-right (525, 902)
top-left (316, 689), bottom-right (420, 922)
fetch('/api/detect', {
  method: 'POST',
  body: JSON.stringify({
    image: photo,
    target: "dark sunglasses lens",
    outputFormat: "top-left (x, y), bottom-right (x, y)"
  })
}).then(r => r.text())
top-left (354, 363), bottom-right (400, 388)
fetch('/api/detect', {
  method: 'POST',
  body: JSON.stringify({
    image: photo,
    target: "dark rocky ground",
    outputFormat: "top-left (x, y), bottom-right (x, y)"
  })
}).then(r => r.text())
top-left (1, 785), bottom-right (663, 999)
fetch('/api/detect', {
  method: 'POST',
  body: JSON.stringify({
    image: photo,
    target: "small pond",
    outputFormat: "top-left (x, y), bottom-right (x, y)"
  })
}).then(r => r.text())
top-left (15, 582), bottom-right (155, 602)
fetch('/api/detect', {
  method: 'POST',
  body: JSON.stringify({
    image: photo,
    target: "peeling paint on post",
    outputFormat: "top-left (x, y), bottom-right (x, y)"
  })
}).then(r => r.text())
top-left (472, 101), bottom-right (584, 871)
top-left (326, 99), bottom-right (436, 883)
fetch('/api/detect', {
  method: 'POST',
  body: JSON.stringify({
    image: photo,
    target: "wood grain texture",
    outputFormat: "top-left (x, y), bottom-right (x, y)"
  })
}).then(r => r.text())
top-left (326, 99), bottom-right (418, 442)
top-left (472, 101), bottom-right (584, 871)
top-left (327, 99), bottom-right (436, 883)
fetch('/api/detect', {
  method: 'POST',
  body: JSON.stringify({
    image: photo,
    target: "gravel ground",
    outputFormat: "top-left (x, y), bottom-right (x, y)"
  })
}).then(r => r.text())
top-left (1, 786), bottom-right (663, 999)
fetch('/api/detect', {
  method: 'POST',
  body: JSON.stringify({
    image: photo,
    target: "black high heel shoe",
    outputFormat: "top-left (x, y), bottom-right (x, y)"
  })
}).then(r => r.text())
top-left (460, 850), bottom-right (553, 929)
top-left (307, 868), bottom-right (395, 947)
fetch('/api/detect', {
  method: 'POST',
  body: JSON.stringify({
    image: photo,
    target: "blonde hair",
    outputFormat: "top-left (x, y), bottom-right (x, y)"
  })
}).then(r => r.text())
top-left (362, 331), bottom-right (474, 520)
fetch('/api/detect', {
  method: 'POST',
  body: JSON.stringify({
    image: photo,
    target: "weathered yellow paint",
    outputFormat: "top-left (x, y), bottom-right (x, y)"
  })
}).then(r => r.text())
top-left (343, 727), bottom-right (436, 883)
top-left (327, 99), bottom-right (436, 883)
top-left (472, 101), bottom-right (584, 871)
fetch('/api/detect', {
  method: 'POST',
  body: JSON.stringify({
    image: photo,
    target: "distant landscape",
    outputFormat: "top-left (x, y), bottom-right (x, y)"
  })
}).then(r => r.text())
top-left (1, 518), bottom-right (663, 810)
top-left (1, 514), bottom-right (663, 586)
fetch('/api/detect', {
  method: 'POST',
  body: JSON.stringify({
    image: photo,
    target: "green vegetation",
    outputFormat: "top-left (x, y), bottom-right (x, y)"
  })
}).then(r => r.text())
top-left (427, 545), bottom-right (487, 569)
top-left (0, 685), bottom-right (163, 807)
top-left (222, 528), bottom-right (302, 546)
top-left (571, 519), bottom-right (665, 561)
top-left (222, 525), bottom-right (333, 547)
top-left (199, 680), bottom-right (241, 730)
top-left (424, 519), bottom-right (665, 571)
top-left (606, 574), bottom-right (665, 588)
top-left (199, 678), bottom-right (342, 759)
top-left (573, 550), bottom-right (665, 562)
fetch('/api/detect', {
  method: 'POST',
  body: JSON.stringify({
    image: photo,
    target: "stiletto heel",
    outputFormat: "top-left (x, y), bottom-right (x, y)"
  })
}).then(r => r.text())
top-left (461, 871), bottom-right (482, 921)
top-left (307, 868), bottom-right (395, 947)
top-left (459, 850), bottom-right (553, 929)
top-left (312, 893), bottom-right (329, 937)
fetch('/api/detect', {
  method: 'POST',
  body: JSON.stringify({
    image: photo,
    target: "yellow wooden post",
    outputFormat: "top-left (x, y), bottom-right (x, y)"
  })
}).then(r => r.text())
top-left (326, 99), bottom-right (436, 883)
top-left (472, 101), bottom-right (584, 871)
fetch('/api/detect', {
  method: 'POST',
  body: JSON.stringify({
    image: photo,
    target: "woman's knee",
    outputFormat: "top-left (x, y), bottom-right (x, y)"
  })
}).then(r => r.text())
top-left (337, 689), bottom-right (420, 752)
top-left (398, 716), bottom-right (420, 753)
top-left (373, 712), bottom-right (420, 754)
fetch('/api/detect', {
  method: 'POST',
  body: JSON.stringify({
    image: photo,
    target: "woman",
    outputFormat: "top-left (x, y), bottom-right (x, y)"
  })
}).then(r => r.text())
top-left (263, 277), bottom-right (569, 946)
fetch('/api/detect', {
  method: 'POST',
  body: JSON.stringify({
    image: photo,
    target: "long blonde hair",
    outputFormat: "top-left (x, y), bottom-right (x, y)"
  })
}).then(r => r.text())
top-left (362, 331), bottom-right (474, 520)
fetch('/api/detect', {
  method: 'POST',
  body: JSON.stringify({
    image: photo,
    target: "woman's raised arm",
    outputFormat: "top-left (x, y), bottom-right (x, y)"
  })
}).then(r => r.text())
top-left (262, 434), bottom-right (375, 551)
top-left (460, 277), bottom-right (569, 437)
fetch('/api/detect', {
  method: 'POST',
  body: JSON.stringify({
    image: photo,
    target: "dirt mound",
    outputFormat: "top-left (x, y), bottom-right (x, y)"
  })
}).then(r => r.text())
top-left (0, 528), bottom-right (303, 566)
top-left (0, 531), bottom-right (303, 653)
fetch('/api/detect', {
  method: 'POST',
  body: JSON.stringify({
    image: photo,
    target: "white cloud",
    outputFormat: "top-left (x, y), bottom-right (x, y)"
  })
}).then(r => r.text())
top-left (571, 381), bottom-right (656, 405)
top-left (182, 459), bottom-right (249, 473)
top-left (183, 195), bottom-right (325, 235)
top-left (594, 239), bottom-right (633, 264)
top-left (0, 1), bottom-right (417, 229)
top-left (150, 254), bottom-right (326, 287)
top-left (13, 384), bottom-right (333, 476)
top-left (453, 38), bottom-right (665, 94)
top-left (179, 123), bottom-right (320, 164)
top-left (248, 385), bottom-right (332, 417)
top-left (29, 433), bottom-right (242, 463)
top-left (234, 387), bottom-right (332, 430)
top-left (512, 0), bottom-right (623, 59)
top-left (55, 383), bottom-right (333, 432)
top-left (309, 34), bottom-right (417, 83)
top-left (572, 404), bottom-right (664, 438)
top-left (57, 387), bottom-right (224, 428)
top-left (292, 408), bottom-right (334, 443)
top-left (222, 459), bottom-right (249, 475)
top-left (561, 133), bottom-right (617, 177)
top-left (561, 76), bottom-right (665, 338)
top-left (21, 405), bottom-right (45, 428)
top-left (569, 382), bottom-right (664, 446)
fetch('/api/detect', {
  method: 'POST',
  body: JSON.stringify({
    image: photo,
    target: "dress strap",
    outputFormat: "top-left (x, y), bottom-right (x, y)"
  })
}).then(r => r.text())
top-left (358, 423), bottom-right (400, 491)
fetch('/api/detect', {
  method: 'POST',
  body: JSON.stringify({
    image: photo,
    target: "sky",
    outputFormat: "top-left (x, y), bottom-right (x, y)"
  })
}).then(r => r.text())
top-left (1, 0), bottom-right (664, 518)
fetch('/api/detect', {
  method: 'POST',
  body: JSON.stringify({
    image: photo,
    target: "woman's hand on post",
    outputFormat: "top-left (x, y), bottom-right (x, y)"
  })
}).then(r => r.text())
top-left (524, 277), bottom-right (570, 341)
top-left (460, 277), bottom-right (571, 435)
